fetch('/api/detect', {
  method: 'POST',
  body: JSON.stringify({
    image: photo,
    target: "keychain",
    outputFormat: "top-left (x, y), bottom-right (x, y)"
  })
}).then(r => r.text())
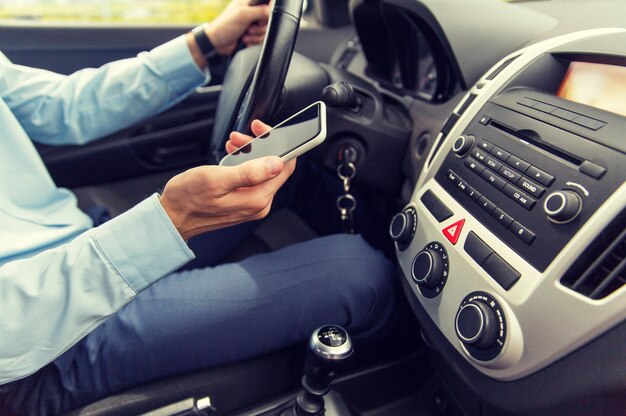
top-left (336, 159), bottom-right (357, 234)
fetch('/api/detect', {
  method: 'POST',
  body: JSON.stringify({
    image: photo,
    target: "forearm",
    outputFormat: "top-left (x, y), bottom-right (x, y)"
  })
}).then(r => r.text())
top-left (1, 37), bottom-right (209, 146)
top-left (0, 195), bottom-right (194, 384)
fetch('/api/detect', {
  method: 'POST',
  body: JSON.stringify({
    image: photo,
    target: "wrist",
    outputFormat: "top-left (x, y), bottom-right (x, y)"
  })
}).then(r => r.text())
top-left (204, 23), bottom-right (236, 56)
top-left (188, 23), bottom-right (230, 70)
top-left (158, 192), bottom-right (192, 241)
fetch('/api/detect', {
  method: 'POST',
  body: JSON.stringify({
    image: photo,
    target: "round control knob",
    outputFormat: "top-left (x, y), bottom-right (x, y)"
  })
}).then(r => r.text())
top-left (544, 190), bottom-right (582, 223)
top-left (389, 208), bottom-right (417, 245)
top-left (452, 134), bottom-right (475, 156)
top-left (412, 248), bottom-right (443, 289)
top-left (455, 301), bottom-right (498, 350)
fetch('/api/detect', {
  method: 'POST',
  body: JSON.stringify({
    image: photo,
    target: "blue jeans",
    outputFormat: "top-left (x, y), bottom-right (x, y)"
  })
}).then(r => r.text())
top-left (2, 234), bottom-right (395, 415)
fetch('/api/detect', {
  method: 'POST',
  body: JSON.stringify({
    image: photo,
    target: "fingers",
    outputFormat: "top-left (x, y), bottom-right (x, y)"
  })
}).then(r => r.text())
top-left (246, 23), bottom-right (267, 36)
top-left (226, 131), bottom-right (253, 153)
top-left (219, 156), bottom-right (284, 191)
top-left (250, 119), bottom-right (272, 136)
top-left (224, 158), bottom-right (295, 210)
top-left (225, 120), bottom-right (272, 153)
top-left (243, 35), bottom-right (265, 46)
top-left (244, 3), bottom-right (271, 23)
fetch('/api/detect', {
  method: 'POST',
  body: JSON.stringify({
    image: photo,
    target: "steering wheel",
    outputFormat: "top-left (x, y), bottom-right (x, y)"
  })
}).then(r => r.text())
top-left (209, 0), bottom-right (304, 163)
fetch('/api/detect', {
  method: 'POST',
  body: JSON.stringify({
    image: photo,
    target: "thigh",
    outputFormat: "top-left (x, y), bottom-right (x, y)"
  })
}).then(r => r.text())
top-left (49, 234), bottom-right (396, 413)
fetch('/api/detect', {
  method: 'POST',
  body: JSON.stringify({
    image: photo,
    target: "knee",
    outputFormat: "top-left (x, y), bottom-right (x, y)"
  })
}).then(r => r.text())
top-left (309, 234), bottom-right (396, 331)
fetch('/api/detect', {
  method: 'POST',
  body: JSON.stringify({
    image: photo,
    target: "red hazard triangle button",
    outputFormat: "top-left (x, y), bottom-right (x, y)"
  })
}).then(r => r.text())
top-left (442, 219), bottom-right (465, 245)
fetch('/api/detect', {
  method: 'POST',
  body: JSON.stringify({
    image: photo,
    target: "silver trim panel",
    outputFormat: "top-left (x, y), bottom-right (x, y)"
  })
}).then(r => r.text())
top-left (397, 28), bottom-right (626, 381)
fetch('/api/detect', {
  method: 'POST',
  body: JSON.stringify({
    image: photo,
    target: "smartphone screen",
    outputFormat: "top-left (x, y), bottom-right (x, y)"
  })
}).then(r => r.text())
top-left (220, 103), bottom-right (323, 167)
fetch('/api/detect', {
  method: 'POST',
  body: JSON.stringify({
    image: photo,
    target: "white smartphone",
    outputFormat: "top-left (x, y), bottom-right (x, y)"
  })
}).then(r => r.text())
top-left (219, 101), bottom-right (327, 167)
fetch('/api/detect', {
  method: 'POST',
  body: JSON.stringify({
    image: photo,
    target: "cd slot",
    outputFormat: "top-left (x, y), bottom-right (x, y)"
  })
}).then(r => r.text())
top-left (490, 119), bottom-right (582, 166)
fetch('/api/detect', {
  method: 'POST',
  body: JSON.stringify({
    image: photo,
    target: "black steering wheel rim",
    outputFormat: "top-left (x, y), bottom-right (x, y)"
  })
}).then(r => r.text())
top-left (210, 0), bottom-right (304, 162)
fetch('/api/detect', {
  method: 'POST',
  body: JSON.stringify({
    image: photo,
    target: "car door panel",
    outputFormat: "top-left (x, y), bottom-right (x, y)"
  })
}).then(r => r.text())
top-left (0, 25), bottom-right (220, 189)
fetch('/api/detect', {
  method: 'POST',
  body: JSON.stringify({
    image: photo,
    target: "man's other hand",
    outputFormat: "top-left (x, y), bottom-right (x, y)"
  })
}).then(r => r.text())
top-left (207, 0), bottom-right (271, 56)
top-left (160, 119), bottom-right (295, 240)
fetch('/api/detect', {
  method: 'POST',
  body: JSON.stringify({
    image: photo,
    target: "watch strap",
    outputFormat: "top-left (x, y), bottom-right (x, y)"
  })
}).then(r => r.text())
top-left (192, 24), bottom-right (227, 66)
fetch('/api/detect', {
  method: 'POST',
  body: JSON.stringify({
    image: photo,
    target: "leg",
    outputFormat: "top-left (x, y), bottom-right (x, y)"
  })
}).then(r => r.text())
top-left (6, 234), bottom-right (395, 415)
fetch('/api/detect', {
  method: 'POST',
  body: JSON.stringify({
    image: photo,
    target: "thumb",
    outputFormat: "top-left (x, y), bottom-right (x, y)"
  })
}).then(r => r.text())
top-left (221, 156), bottom-right (284, 190)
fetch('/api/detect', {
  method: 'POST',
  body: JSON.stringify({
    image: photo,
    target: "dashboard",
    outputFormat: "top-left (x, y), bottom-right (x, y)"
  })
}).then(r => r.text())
top-left (336, 0), bottom-right (626, 414)
top-left (395, 28), bottom-right (626, 380)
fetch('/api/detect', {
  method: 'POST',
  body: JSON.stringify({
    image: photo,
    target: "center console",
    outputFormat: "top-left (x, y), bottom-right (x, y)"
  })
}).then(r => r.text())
top-left (393, 28), bottom-right (626, 381)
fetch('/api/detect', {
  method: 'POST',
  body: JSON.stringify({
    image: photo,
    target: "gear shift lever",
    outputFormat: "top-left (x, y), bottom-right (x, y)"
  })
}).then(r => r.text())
top-left (294, 325), bottom-right (353, 416)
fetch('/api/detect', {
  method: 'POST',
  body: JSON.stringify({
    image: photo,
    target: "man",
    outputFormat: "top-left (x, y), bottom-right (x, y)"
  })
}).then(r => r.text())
top-left (0, 1), bottom-right (395, 414)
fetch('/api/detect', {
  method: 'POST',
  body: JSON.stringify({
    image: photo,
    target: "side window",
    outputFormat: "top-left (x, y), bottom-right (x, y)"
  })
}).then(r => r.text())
top-left (0, 1), bottom-right (230, 24)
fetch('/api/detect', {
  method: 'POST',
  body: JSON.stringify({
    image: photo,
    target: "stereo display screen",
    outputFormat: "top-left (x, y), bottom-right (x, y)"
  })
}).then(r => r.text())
top-left (557, 61), bottom-right (626, 117)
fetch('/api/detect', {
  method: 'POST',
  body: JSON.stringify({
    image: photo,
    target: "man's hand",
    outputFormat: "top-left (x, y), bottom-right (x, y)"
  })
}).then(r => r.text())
top-left (207, 0), bottom-right (271, 56)
top-left (160, 120), bottom-right (295, 241)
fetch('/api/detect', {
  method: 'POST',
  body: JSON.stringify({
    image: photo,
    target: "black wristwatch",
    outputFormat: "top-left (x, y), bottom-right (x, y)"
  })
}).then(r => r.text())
top-left (192, 24), bottom-right (227, 67)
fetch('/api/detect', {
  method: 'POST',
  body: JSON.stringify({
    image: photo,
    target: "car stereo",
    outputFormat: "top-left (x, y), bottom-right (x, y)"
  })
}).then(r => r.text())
top-left (392, 28), bottom-right (626, 381)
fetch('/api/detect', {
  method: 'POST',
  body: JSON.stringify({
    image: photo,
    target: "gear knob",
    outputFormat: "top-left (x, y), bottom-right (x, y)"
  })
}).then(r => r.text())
top-left (294, 326), bottom-right (354, 416)
top-left (310, 325), bottom-right (353, 362)
top-left (304, 325), bottom-right (353, 394)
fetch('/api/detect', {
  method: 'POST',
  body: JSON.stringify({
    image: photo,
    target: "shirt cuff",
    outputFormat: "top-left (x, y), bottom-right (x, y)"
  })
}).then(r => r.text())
top-left (92, 194), bottom-right (195, 293)
top-left (141, 35), bottom-right (211, 96)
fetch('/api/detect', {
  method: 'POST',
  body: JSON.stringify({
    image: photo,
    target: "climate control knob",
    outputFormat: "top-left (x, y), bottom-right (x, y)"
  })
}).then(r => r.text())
top-left (544, 190), bottom-right (582, 223)
top-left (389, 208), bottom-right (417, 246)
top-left (455, 301), bottom-right (498, 350)
top-left (456, 293), bottom-right (507, 361)
top-left (412, 248), bottom-right (443, 289)
top-left (452, 134), bottom-right (475, 157)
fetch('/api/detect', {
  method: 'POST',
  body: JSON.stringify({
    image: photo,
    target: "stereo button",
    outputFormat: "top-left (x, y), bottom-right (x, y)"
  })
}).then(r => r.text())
top-left (471, 148), bottom-right (488, 162)
top-left (526, 166), bottom-right (555, 187)
top-left (579, 160), bottom-right (607, 179)
top-left (517, 177), bottom-right (545, 198)
top-left (533, 102), bottom-right (557, 113)
top-left (482, 253), bottom-right (521, 290)
top-left (507, 155), bottom-right (530, 173)
top-left (478, 196), bottom-right (496, 214)
top-left (446, 170), bottom-right (459, 183)
top-left (464, 185), bottom-right (482, 202)
top-left (552, 108), bottom-right (578, 121)
top-left (476, 138), bottom-right (494, 152)
top-left (481, 169), bottom-right (506, 191)
top-left (572, 116), bottom-right (605, 130)
top-left (492, 208), bottom-right (514, 228)
top-left (503, 184), bottom-right (536, 210)
top-left (464, 232), bottom-right (493, 265)
top-left (484, 156), bottom-right (503, 172)
top-left (499, 166), bottom-right (521, 183)
top-left (491, 146), bottom-right (511, 162)
top-left (421, 190), bottom-right (454, 223)
top-left (464, 157), bottom-right (485, 176)
top-left (509, 221), bottom-right (536, 245)
top-left (517, 97), bottom-right (538, 107)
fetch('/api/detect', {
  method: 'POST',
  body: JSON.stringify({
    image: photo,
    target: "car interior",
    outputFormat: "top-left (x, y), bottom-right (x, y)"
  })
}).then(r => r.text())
top-left (1, 0), bottom-right (624, 415)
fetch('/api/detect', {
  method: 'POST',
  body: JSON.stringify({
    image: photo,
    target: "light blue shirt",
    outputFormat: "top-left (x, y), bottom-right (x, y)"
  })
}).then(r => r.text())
top-left (0, 36), bottom-right (209, 384)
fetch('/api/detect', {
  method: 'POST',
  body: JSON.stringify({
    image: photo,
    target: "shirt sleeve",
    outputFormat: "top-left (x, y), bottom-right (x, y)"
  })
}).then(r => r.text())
top-left (0, 36), bottom-right (210, 145)
top-left (0, 194), bottom-right (195, 384)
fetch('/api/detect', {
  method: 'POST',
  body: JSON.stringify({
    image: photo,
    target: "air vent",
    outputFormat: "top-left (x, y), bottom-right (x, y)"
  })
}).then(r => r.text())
top-left (485, 55), bottom-right (519, 80)
top-left (428, 113), bottom-right (459, 167)
top-left (561, 210), bottom-right (626, 299)
top-left (337, 39), bottom-right (360, 69)
top-left (457, 93), bottom-right (477, 115)
top-left (427, 93), bottom-right (477, 166)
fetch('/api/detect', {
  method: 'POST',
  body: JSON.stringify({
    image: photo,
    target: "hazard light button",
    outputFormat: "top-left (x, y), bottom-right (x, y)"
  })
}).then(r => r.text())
top-left (442, 219), bottom-right (465, 245)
